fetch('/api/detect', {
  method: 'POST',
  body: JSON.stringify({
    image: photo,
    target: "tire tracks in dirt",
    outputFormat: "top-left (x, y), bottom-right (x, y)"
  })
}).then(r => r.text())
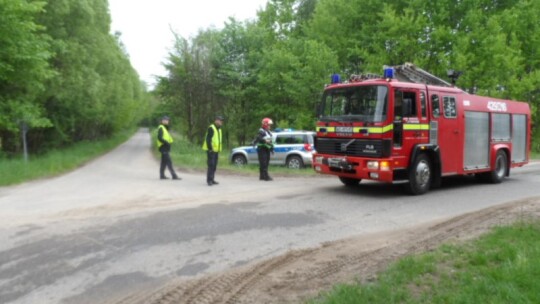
top-left (116, 196), bottom-right (540, 304)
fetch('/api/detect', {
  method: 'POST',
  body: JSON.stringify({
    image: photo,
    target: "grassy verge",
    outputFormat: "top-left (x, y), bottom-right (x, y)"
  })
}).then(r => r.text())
top-left (309, 220), bottom-right (540, 304)
top-left (0, 129), bottom-right (136, 186)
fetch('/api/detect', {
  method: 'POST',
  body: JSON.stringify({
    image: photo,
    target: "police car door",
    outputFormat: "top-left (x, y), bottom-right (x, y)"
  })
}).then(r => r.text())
top-left (272, 133), bottom-right (286, 164)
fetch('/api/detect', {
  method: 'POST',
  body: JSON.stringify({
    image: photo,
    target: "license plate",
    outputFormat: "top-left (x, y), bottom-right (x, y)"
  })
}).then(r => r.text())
top-left (335, 126), bottom-right (353, 135)
top-left (328, 158), bottom-right (345, 168)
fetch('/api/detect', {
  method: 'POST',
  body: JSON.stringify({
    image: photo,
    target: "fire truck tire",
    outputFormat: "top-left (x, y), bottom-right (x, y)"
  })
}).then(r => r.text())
top-left (489, 150), bottom-right (508, 184)
top-left (406, 153), bottom-right (431, 195)
top-left (286, 155), bottom-right (304, 169)
top-left (339, 177), bottom-right (361, 186)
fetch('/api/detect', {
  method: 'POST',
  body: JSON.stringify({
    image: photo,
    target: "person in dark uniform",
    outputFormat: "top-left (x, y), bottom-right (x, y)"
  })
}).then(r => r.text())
top-left (255, 117), bottom-right (274, 181)
top-left (202, 115), bottom-right (224, 186)
top-left (156, 115), bottom-right (180, 180)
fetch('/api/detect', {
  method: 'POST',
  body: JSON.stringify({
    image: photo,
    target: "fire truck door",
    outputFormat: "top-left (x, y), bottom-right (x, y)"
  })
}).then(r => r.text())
top-left (430, 94), bottom-right (460, 174)
top-left (394, 89), bottom-right (426, 148)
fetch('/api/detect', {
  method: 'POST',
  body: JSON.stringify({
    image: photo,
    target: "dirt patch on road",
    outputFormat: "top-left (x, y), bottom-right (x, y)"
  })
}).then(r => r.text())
top-left (117, 197), bottom-right (540, 304)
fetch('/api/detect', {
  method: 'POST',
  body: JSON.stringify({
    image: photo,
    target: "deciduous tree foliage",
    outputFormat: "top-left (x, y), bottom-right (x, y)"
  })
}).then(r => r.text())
top-left (35, 0), bottom-right (148, 150)
top-left (158, 0), bottom-right (337, 145)
top-left (158, 0), bottom-right (539, 150)
top-left (0, 0), bottom-right (52, 154)
top-left (0, 0), bottom-right (149, 156)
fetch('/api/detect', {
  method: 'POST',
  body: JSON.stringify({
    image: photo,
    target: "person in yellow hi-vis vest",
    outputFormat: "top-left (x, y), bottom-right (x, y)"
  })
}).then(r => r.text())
top-left (202, 115), bottom-right (224, 186)
top-left (157, 115), bottom-right (180, 180)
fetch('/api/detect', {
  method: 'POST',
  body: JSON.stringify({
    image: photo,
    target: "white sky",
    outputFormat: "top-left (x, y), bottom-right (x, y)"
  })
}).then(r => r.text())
top-left (108, 0), bottom-right (269, 88)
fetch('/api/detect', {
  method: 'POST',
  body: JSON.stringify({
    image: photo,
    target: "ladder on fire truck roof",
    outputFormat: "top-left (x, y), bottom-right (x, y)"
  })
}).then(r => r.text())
top-left (393, 62), bottom-right (453, 87)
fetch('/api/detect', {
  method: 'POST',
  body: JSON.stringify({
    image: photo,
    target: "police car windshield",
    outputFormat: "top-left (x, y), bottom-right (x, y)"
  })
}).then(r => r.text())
top-left (319, 85), bottom-right (388, 123)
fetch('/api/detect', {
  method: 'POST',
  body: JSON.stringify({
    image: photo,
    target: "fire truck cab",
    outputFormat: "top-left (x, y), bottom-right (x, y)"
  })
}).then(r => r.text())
top-left (313, 63), bottom-right (531, 195)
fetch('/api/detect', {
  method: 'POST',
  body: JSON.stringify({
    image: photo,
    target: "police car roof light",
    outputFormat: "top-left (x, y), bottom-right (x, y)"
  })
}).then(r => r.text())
top-left (274, 128), bottom-right (295, 133)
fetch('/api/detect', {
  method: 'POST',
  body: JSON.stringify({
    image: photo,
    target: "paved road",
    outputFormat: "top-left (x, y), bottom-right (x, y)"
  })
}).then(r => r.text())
top-left (1, 129), bottom-right (539, 303)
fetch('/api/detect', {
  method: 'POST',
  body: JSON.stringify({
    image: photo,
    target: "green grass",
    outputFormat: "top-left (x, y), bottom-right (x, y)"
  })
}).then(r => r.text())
top-left (5, 128), bottom-right (535, 186)
top-left (0, 129), bottom-right (313, 187)
top-left (309, 220), bottom-right (540, 304)
top-left (0, 129), bottom-right (136, 186)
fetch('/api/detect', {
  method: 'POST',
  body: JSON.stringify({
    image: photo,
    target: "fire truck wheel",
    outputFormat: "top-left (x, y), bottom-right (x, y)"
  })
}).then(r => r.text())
top-left (489, 150), bottom-right (508, 184)
top-left (407, 153), bottom-right (431, 195)
top-left (339, 177), bottom-right (361, 187)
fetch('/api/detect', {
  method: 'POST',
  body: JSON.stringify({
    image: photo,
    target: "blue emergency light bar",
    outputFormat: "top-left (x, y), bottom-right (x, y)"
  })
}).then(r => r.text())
top-left (383, 67), bottom-right (394, 78)
top-left (274, 128), bottom-right (295, 133)
top-left (331, 73), bottom-right (341, 84)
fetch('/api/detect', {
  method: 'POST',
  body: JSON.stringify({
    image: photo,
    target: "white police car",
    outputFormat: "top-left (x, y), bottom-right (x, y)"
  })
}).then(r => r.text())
top-left (230, 130), bottom-right (316, 169)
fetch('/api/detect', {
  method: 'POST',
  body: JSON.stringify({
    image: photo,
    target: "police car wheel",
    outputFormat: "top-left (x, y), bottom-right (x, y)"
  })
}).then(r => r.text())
top-left (286, 155), bottom-right (304, 169)
top-left (232, 154), bottom-right (247, 166)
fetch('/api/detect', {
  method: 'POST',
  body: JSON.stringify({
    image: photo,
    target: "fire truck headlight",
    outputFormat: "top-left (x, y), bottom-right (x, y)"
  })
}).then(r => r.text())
top-left (367, 161), bottom-right (379, 170)
top-left (380, 161), bottom-right (391, 171)
top-left (315, 156), bottom-right (324, 164)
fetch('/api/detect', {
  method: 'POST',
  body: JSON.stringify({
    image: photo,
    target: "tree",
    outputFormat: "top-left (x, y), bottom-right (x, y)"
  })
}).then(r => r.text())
top-left (0, 0), bottom-right (52, 155)
top-left (214, 19), bottom-right (262, 145)
top-left (156, 0), bottom-right (540, 151)
top-left (35, 0), bottom-right (148, 149)
top-left (159, 29), bottom-right (224, 144)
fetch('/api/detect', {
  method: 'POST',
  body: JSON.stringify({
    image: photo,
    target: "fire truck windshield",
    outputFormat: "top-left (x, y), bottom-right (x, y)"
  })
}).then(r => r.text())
top-left (319, 85), bottom-right (388, 123)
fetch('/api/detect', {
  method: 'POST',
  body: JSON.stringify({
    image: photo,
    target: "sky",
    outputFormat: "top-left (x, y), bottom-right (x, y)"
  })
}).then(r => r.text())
top-left (108, 0), bottom-right (269, 88)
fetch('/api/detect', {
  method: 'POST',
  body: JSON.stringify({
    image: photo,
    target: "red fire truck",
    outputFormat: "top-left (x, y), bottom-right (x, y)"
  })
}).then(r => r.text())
top-left (312, 63), bottom-right (531, 195)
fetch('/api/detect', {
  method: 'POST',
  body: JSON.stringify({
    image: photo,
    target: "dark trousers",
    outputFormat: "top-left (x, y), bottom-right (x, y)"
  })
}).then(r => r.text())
top-left (207, 151), bottom-right (219, 183)
top-left (160, 150), bottom-right (177, 178)
top-left (257, 148), bottom-right (271, 179)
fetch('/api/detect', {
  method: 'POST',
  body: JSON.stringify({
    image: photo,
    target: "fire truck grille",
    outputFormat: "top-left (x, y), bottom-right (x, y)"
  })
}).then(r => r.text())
top-left (315, 138), bottom-right (391, 157)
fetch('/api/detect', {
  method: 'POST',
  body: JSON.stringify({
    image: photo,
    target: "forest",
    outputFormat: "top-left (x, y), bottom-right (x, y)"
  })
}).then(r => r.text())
top-left (1, 0), bottom-right (539, 158)
top-left (0, 0), bottom-right (149, 156)
top-left (156, 0), bottom-right (539, 149)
